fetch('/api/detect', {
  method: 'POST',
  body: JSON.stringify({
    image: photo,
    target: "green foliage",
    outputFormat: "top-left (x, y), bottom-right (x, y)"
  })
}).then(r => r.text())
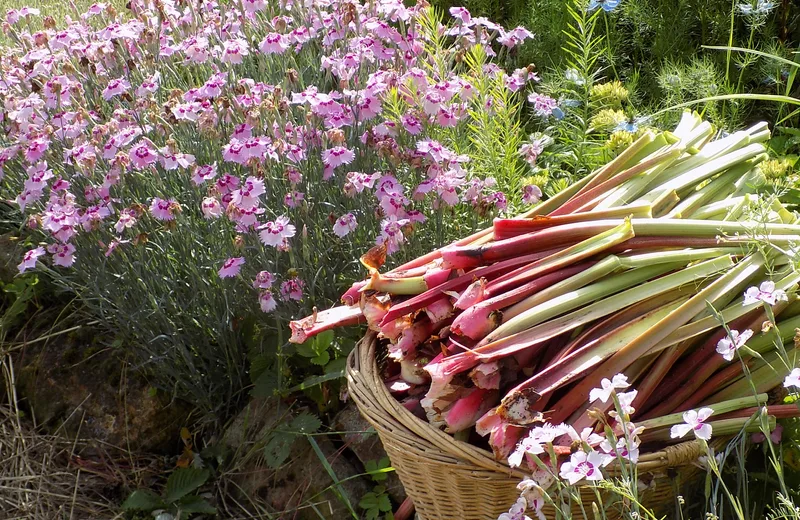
top-left (0, 274), bottom-right (39, 340)
top-left (122, 468), bottom-right (214, 519)
top-left (358, 486), bottom-right (394, 520)
top-left (262, 412), bottom-right (322, 469)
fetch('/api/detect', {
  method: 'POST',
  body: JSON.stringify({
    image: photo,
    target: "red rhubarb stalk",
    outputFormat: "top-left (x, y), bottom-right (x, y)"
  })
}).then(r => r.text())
top-left (450, 262), bottom-right (591, 340)
top-left (289, 305), bottom-right (365, 343)
top-left (379, 248), bottom-right (564, 326)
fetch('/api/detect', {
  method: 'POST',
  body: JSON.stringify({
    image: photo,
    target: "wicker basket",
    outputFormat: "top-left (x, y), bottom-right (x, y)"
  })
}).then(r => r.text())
top-left (347, 332), bottom-right (712, 520)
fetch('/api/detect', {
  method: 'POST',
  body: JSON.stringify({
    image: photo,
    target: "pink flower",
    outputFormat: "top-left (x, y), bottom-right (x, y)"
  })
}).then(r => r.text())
top-left (192, 164), bottom-right (218, 185)
top-left (280, 279), bottom-right (304, 301)
top-left (600, 436), bottom-right (640, 464)
top-left (743, 281), bottom-right (788, 307)
top-left (159, 150), bottom-right (195, 170)
top-left (559, 449), bottom-right (610, 485)
top-left (508, 423), bottom-right (569, 467)
top-left (253, 271), bottom-right (275, 289)
top-left (232, 176), bottom-right (266, 209)
top-left (589, 374), bottom-right (629, 403)
top-left (436, 106), bottom-right (459, 127)
top-left (135, 72), bottom-right (161, 97)
top-left (25, 139), bottom-right (49, 163)
top-left (752, 423), bottom-right (783, 445)
top-left (401, 115), bottom-right (422, 135)
top-left (322, 147), bottom-right (355, 169)
top-left (283, 191), bottom-right (305, 208)
top-left (716, 329), bottom-right (753, 361)
top-left (519, 137), bottom-right (547, 166)
top-left (218, 257), bottom-right (245, 278)
top-left (115, 208), bottom-right (138, 233)
top-left (377, 216), bottom-right (409, 255)
top-left (259, 291), bottom-right (277, 312)
top-left (102, 78), bottom-right (130, 100)
top-left (497, 498), bottom-right (532, 520)
top-left (449, 6), bottom-right (472, 24)
top-left (18, 246), bottom-right (45, 273)
top-left (422, 90), bottom-right (443, 115)
top-left (201, 197), bottom-right (223, 219)
top-left (670, 408), bottom-right (713, 441)
top-left (221, 38), bottom-right (249, 64)
top-left (522, 185), bottom-right (542, 205)
top-left (129, 142), bottom-right (158, 169)
top-left (784, 368), bottom-right (800, 389)
top-left (333, 213), bottom-right (357, 237)
top-left (243, 0), bottom-right (267, 13)
top-left (216, 174), bottom-right (240, 195)
top-left (498, 26), bottom-right (534, 49)
top-left (222, 139), bottom-right (247, 164)
top-left (259, 33), bottom-right (289, 54)
top-left (528, 93), bottom-right (558, 117)
top-left (150, 197), bottom-right (180, 221)
top-left (47, 243), bottom-right (75, 267)
top-left (259, 215), bottom-right (296, 247)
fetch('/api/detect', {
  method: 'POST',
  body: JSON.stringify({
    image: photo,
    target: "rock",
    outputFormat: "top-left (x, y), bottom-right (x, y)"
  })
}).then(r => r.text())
top-left (333, 404), bottom-right (406, 504)
top-left (14, 330), bottom-right (191, 453)
top-left (221, 399), bottom-right (374, 519)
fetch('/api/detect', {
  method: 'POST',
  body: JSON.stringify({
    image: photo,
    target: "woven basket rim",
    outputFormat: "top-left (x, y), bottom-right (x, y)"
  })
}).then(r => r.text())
top-left (347, 331), bottom-right (712, 477)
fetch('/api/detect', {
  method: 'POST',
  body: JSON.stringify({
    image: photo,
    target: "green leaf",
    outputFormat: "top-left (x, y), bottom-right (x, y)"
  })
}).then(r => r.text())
top-left (295, 342), bottom-right (318, 358)
top-left (314, 330), bottom-right (335, 351)
top-left (291, 412), bottom-right (322, 434)
top-left (121, 489), bottom-right (166, 511)
top-left (263, 431), bottom-right (295, 469)
top-left (249, 354), bottom-right (270, 384)
top-left (251, 369), bottom-right (280, 398)
top-left (287, 370), bottom-right (345, 393)
top-left (324, 357), bottom-right (347, 374)
top-left (164, 468), bottom-right (210, 504)
top-left (308, 436), bottom-right (358, 518)
top-left (176, 495), bottom-right (217, 515)
top-left (311, 349), bottom-right (330, 366)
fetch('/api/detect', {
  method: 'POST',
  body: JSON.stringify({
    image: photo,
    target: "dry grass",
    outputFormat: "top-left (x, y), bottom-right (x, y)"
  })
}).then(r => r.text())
top-left (0, 354), bottom-right (158, 520)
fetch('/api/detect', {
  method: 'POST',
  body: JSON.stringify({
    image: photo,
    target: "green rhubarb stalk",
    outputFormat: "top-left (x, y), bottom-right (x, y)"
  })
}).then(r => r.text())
top-left (563, 147), bottom-right (684, 214)
top-left (483, 255), bottom-right (734, 348)
top-left (556, 287), bottom-right (696, 361)
top-left (495, 298), bottom-right (688, 425)
top-left (691, 196), bottom-right (752, 220)
top-left (650, 271), bottom-right (800, 354)
top-left (649, 144), bottom-right (767, 200)
top-left (667, 162), bottom-right (753, 219)
top-left (638, 394), bottom-right (768, 430)
top-left (364, 272), bottom-right (429, 294)
top-left (502, 255), bottom-right (623, 322)
top-left (553, 254), bottom-right (763, 427)
top-left (640, 417), bottom-right (775, 444)
top-left (486, 220), bottom-right (635, 294)
top-left (551, 131), bottom-right (660, 215)
top-left (640, 130), bottom-right (752, 194)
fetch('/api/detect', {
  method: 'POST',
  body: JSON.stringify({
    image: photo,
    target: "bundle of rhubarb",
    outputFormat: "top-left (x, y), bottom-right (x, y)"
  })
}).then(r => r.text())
top-left (291, 111), bottom-right (800, 462)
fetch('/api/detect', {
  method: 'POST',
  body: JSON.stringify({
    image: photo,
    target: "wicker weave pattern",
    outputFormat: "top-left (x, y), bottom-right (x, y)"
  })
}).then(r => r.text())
top-left (347, 333), bottom-right (710, 520)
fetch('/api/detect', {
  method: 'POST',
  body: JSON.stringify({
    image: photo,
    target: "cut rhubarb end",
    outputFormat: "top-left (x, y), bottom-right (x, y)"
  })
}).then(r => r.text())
top-left (497, 387), bottom-right (544, 426)
top-left (444, 388), bottom-right (498, 433)
top-left (341, 281), bottom-right (366, 306)
top-left (288, 305), bottom-right (364, 343)
top-left (454, 278), bottom-right (487, 310)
